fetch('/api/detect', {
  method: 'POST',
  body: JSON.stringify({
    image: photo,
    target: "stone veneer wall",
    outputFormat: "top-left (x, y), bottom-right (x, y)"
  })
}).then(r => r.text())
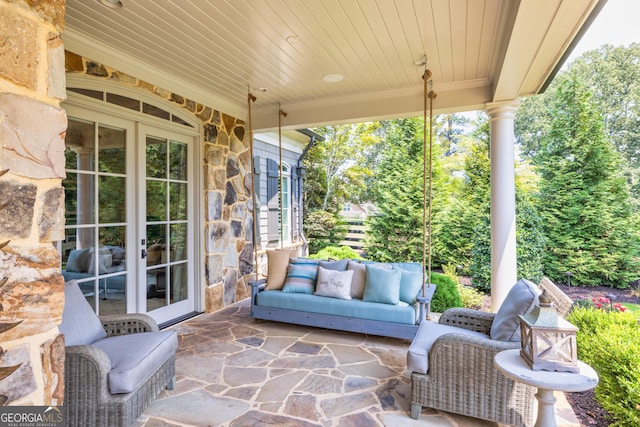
top-left (1, 0), bottom-right (258, 405)
top-left (63, 53), bottom-right (256, 313)
top-left (0, 0), bottom-right (67, 405)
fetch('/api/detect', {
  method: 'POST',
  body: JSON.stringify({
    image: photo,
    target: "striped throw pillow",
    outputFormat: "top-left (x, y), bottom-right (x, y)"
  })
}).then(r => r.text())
top-left (281, 263), bottom-right (318, 294)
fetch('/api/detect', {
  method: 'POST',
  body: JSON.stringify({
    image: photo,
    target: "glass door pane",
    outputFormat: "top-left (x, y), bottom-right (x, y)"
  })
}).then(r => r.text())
top-left (145, 135), bottom-right (190, 313)
top-left (62, 118), bottom-right (129, 315)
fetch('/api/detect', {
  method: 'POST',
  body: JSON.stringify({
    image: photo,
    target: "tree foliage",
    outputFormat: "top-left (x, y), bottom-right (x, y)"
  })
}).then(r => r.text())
top-left (364, 118), bottom-right (445, 262)
top-left (518, 44), bottom-right (640, 210)
top-left (303, 123), bottom-right (380, 213)
top-left (303, 210), bottom-right (347, 255)
top-left (536, 77), bottom-right (639, 287)
top-left (433, 116), bottom-right (491, 271)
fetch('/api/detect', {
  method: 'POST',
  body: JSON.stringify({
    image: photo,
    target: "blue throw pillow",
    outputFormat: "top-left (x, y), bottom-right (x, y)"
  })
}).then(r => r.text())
top-left (399, 269), bottom-right (424, 304)
top-left (290, 257), bottom-right (320, 266)
top-left (318, 259), bottom-right (349, 271)
top-left (362, 265), bottom-right (401, 305)
top-left (281, 263), bottom-right (318, 294)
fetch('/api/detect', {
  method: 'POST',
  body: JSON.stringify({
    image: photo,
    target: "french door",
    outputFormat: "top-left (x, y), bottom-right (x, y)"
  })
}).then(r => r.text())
top-left (139, 125), bottom-right (194, 324)
top-left (61, 105), bottom-right (196, 325)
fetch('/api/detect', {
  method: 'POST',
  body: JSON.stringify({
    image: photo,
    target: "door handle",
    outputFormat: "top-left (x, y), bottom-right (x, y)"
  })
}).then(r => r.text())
top-left (141, 249), bottom-right (148, 258)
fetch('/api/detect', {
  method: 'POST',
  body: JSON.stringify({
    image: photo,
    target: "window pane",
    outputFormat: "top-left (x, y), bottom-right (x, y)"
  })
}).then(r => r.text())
top-left (170, 264), bottom-right (187, 303)
top-left (106, 93), bottom-right (139, 111)
top-left (99, 226), bottom-right (126, 256)
top-left (143, 103), bottom-right (170, 120)
top-left (98, 125), bottom-right (126, 174)
top-left (61, 227), bottom-right (95, 271)
top-left (146, 136), bottom-right (166, 179)
top-left (169, 182), bottom-right (187, 220)
top-left (146, 266), bottom-right (167, 310)
top-left (68, 88), bottom-right (103, 100)
top-left (65, 173), bottom-right (95, 226)
top-left (65, 118), bottom-right (95, 171)
top-left (99, 176), bottom-right (126, 223)
top-left (170, 223), bottom-right (187, 262)
top-left (171, 115), bottom-right (193, 127)
top-left (169, 141), bottom-right (187, 180)
top-left (146, 224), bottom-right (166, 263)
top-left (147, 180), bottom-right (167, 221)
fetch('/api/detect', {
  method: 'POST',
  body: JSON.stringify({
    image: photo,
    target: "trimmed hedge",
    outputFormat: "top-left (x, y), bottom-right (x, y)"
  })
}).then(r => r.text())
top-left (567, 307), bottom-right (640, 426)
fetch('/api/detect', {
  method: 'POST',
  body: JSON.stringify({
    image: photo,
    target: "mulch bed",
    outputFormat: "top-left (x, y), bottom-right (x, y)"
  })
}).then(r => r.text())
top-left (565, 389), bottom-right (611, 426)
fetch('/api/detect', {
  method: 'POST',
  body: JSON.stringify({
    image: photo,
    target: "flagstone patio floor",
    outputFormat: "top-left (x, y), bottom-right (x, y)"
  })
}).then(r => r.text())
top-left (136, 299), bottom-right (581, 427)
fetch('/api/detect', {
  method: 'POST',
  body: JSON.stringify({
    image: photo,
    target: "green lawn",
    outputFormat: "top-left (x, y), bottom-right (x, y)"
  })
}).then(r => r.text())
top-left (621, 302), bottom-right (640, 315)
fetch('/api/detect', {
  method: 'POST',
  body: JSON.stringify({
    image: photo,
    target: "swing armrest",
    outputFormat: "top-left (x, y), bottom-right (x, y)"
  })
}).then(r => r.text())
top-left (416, 284), bottom-right (437, 323)
top-left (249, 279), bottom-right (267, 299)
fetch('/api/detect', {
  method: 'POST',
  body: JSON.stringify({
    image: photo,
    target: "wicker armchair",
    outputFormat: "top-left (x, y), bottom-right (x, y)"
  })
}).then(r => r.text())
top-left (408, 278), bottom-right (573, 427)
top-left (61, 281), bottom-right (177, 427)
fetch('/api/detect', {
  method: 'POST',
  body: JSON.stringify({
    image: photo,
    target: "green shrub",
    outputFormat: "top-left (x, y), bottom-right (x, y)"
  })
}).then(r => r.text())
top-left (458, 284), bottom-right (485, 309)
top-left (430, 272), bottom-right (463, 313)
top-left (441, 263), bottom-right (459, 282)
top-left (441, 263), bottom-right (484, 309)
top-left (305, 211), bottom-right (347, 254)
top-left (308, 246), bottom-right (362, 260)
top-left (567, 307), bottom-right (640, 426)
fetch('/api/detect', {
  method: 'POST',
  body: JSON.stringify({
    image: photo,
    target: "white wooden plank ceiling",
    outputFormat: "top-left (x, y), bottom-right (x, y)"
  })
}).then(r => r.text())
top-left (62, 0), bottom-right (605, 131)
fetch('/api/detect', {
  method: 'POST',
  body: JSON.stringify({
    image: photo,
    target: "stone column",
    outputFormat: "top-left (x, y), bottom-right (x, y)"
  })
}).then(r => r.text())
top-left (0, 0), bottom-right (67, 406)
top-left (486, 101), bottom-right (519, 312)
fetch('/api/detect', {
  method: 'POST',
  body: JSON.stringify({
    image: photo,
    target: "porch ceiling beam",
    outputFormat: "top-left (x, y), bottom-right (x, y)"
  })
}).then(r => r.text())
top-left (252, 79), bottom-right (492, 132)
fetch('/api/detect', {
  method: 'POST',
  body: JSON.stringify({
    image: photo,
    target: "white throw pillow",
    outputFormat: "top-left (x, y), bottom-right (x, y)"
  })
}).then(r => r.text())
top-left (314, 266), bottom-right (354, 300)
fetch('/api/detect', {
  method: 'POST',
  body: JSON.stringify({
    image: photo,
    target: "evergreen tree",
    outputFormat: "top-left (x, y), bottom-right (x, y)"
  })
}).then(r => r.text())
top-left (433, 117), bottom-right (490, 271)
top-left (441, 116), bottom-right (545, 292)
top-left (470, 188), bottom-right (545, 292)
top-left (365, 118), bottom-right (444, 262)
top-left (517, 44), bottom-right (640, 210)
top-left (537, 77), bottom-right (639, 287)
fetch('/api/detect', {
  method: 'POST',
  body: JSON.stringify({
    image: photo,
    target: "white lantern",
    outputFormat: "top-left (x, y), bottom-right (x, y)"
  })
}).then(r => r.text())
top-left (518, 290), bottom-right (579, 373)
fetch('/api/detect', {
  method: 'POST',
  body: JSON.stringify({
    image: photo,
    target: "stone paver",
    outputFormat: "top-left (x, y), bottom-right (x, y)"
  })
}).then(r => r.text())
top-left (138, 300), bottom-right (581, 427)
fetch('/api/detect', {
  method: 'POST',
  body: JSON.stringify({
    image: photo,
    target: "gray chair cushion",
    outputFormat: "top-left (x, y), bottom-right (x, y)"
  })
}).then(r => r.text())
top-left (60, 280), bottom-right (107, 346)
top-left (92, 330), bottom-right (178, 394)
top-left (490, 278), bottom-right (540, 342)
top-left (407, 321), bottom-right (489, 374)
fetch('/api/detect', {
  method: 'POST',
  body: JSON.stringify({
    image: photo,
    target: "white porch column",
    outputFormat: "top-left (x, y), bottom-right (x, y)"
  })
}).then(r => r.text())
top-left (486, 101), bottom-right (519, 311)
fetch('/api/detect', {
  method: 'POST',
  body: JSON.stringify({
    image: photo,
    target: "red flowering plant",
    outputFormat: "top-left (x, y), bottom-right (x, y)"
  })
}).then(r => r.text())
top-left (591, 296), bottom-right (627, 312)
top-left (574, 295), bottom-right (627, 312)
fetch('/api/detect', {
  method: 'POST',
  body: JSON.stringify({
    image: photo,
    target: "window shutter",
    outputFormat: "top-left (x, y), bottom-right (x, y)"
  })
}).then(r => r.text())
top-left (291, 169), bottom-right (299, 240)
top-left (267, 158), bottom-right (279, 242)
top-left (253, 156), bottom-right (261, 242)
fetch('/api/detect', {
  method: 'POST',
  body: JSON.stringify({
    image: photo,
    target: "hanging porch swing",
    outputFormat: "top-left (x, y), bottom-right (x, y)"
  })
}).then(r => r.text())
top-left (245, 58), bottom-right (437, 337)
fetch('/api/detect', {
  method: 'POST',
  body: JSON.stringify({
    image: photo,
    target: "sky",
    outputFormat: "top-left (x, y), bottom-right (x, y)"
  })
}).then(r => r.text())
top-left (566, 0), bottom-right (640, 63)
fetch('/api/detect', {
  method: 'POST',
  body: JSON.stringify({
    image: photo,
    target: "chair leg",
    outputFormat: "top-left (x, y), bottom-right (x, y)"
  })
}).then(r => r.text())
top-left (410, 403), bottom-right (422, 419)
top-left (166, 375), bottom-right (176, 390)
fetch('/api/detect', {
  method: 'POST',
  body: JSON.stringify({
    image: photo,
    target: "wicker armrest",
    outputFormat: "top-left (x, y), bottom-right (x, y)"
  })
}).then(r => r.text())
top-left (432, 332), bottom-right (520, 355)
top-left (65, 345), bottom-right (112, 398)
top-left (100, 313), bottom-right (159, 336)
top-left (438, 308), bottom-right (495, 334)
